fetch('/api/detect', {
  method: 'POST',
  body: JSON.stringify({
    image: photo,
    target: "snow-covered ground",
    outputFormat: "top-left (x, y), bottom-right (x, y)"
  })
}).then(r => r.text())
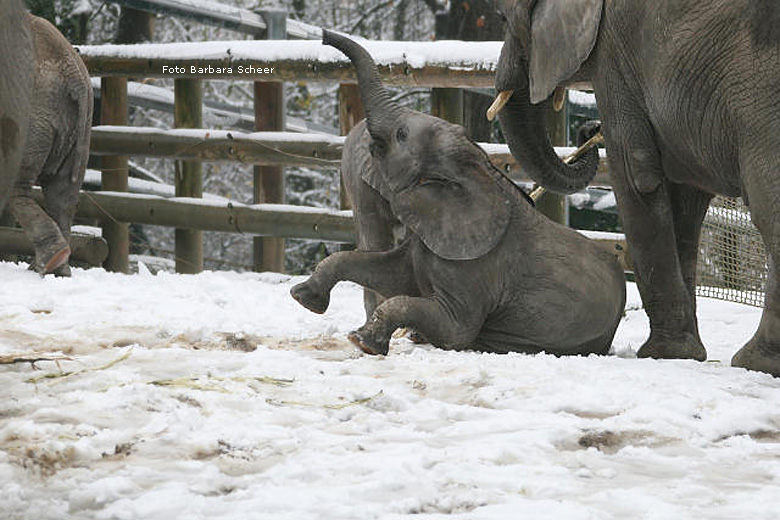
top-left (0, 261), bottom-right (778, 520)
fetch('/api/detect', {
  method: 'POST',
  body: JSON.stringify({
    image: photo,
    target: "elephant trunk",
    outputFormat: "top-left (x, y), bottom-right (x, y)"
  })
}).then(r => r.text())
top-left (494, 36), bottom-right (599, 195)
top-left (322, 30), bottom-right (401, 143)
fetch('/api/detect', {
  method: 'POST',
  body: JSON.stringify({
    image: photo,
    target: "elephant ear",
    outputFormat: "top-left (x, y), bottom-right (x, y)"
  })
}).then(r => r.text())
top-left (389, 168), bottom-right (512, 261)
top-left (362, 154), bottom-right (394, 201)
top-left (346, 122), bottom-right (395, 200)
top-left (529, 0), bottom-right (603, 104)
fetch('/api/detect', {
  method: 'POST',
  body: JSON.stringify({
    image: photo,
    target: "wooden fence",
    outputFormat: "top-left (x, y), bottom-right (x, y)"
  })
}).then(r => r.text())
top-left (73, 30), bottom-right (612, 274)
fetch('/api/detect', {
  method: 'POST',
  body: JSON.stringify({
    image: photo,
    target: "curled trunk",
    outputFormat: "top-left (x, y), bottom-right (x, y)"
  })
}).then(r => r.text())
top-left (496, 37), bottom-right (599, 195)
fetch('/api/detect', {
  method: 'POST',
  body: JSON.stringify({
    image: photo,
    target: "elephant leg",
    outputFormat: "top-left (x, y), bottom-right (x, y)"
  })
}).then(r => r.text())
top-left (669, 183), bottom-right (714, 322)
top-left (0, 1), bottom-right (33, 215)
top-left (348, 296), bottom-right (481, 356)
top-left (9, 191), bottom-right (70, 275)
top-left (732, 169), bottom-right (780, 376)
top-left (599, 107), bottom-right (706, 361)
top-left (38, 144), bottom-right (87, 277)
top-left (350, 181), bottom-right (400, 318)
top-left (290, 241), bottom-right (417, 315)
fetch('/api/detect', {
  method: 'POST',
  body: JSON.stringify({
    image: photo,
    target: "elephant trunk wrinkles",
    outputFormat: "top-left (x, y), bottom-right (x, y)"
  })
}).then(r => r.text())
top-left (323, 30), bottom-right (401, 142)
top-left (496, 41), bottom-right (598, 195)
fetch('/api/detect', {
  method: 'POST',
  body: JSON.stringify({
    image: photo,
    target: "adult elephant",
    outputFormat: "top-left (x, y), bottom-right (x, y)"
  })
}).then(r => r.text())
top-left (8, 11), bottom-right (93, 276)
top-left (490, 0), bottom-right (780, 376)
top-left (0, 0), bottom-right (34, 213)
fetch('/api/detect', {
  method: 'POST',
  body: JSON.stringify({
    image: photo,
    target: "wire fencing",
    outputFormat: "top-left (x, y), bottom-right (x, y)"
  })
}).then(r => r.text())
top-left (696, 196), bottom-right (768, 307)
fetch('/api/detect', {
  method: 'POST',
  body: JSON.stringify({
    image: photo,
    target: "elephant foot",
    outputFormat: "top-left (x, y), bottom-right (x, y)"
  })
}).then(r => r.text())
top-left (732, 339), bottom-right (780, 377)
top-left (636, 331), bottom-right (707, 361)
top-left (348, 327), bottom-right (390, 356)
top-left (51, 262), bottom-right (72, 277)
top-left (31, 244), bottom-right (71, 276)
top-left (408, 330), bottom-right (429, 344)
top-left (290, 280), bottom-right (330, 314)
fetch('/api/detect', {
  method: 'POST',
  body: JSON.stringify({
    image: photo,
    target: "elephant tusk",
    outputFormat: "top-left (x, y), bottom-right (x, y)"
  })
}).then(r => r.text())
top-left (486, 90), bottom-right (514, 121)
top-left (552, 87), bottom-right (566, 112)
top-left (563, 131), bottom-right (604, 165)
top-left (529, 185), bottom-right (546, 202)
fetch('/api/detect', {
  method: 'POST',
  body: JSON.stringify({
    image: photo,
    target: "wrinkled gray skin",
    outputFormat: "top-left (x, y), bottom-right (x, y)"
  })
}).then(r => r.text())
top-left (7, 12), bottom-right (93, 276)
top-left (0, 0), bottom-right (34, 214)
top-left (290, 31), bottom-right (625, 356)
top-left (494, 0), bottom-right (780, 376)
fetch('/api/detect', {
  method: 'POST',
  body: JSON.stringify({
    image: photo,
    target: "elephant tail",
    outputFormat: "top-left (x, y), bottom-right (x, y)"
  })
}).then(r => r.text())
top-left (66, 54), bottom-right (94, 184)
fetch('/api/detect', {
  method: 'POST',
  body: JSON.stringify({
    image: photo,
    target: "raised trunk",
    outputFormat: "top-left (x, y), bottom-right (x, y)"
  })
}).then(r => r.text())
top-left (496, 37), bottom-right (598, 195)
top-left (322, 30), bottom-right (401, 142)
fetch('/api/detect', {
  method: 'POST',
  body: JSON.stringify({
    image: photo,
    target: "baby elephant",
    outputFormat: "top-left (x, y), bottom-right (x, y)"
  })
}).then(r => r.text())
top-left (8, 13), bottom-right (93, 276)
top-left (291, 31), bottom-right (626, 356)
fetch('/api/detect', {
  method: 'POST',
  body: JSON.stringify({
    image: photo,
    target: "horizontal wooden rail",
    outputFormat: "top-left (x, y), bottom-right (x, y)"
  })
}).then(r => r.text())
top-left (91, 79), bottom-right (338, 135)
top-left (76, 40), bottom-right (502, 87)
top-left (89, 126), bottom-right (343, 167)
top-left (89, 126), bottom-right (611, 184)
top-left (0, 227), bottom-right (109, 267)
top-left (65, 191), bottom-right (630, 268)
top-left (75, 191), bottom-right (356, 243)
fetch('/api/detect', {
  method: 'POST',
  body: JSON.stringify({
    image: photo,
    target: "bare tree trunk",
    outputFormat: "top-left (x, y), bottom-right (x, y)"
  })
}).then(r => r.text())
top-left (114, 7), bottom-right (155, 44)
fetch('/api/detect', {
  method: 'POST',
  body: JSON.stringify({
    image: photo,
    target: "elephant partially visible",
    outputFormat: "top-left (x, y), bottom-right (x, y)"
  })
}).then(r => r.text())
top-left (0, 0), bottom-right (34, 214)
top-left (7, 12), bottom-right (93, 276)
top-left (290, 31), bottom-right (626, 357)
top-left (491, 0), bottom-right (780, 375)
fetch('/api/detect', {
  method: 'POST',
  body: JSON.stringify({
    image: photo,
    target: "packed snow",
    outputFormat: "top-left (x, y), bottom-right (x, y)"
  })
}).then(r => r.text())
top-left (1, 261), bottom-right (778, 519)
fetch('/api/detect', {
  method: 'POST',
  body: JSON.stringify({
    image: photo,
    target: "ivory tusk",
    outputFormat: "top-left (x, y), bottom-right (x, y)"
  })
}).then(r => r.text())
top-left (529, 185), bottom-right (546, 202)
top-left (486, 90), bottom-right (514, 121)
top-left (563, 131), bottom-right (604, 164)
top-left (552, 86), bottom-right (566, 112)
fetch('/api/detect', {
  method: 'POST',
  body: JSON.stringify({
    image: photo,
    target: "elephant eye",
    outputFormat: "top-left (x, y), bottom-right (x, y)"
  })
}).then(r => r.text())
top-left (396, 126), bottom-right (409, 143)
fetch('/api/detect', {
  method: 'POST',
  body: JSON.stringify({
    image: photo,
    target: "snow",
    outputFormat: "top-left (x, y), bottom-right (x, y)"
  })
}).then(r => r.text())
top-left (569, 90), bottom-right (597, 107)
top-left (76, 40), bottom-right (503, 71)
top-left (1, 262), bottom-right (778, 519)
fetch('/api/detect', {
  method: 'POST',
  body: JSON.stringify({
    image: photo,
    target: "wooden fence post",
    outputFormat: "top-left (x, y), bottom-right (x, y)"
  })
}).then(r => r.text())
top-left (536, 98), bottom-right (568, 225)
top-left (338, 84), bottom-right (364, 210)
top-left (253, 9), bottom-right (286, 273)
top-left (431, 10), bottom-right (463, 125)
top-left (174, 78), bottom-right (203, 273)
top-left (100, 77), bottom-right (129, 273)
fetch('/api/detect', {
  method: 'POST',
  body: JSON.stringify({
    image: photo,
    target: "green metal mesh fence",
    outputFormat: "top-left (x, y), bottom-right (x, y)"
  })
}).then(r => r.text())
top-left (696, 196), bottom-right (768, 307)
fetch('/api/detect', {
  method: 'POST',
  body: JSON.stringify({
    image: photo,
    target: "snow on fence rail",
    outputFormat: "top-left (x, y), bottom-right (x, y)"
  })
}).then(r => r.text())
top-left (76, 39), bottom-right (504, 87)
